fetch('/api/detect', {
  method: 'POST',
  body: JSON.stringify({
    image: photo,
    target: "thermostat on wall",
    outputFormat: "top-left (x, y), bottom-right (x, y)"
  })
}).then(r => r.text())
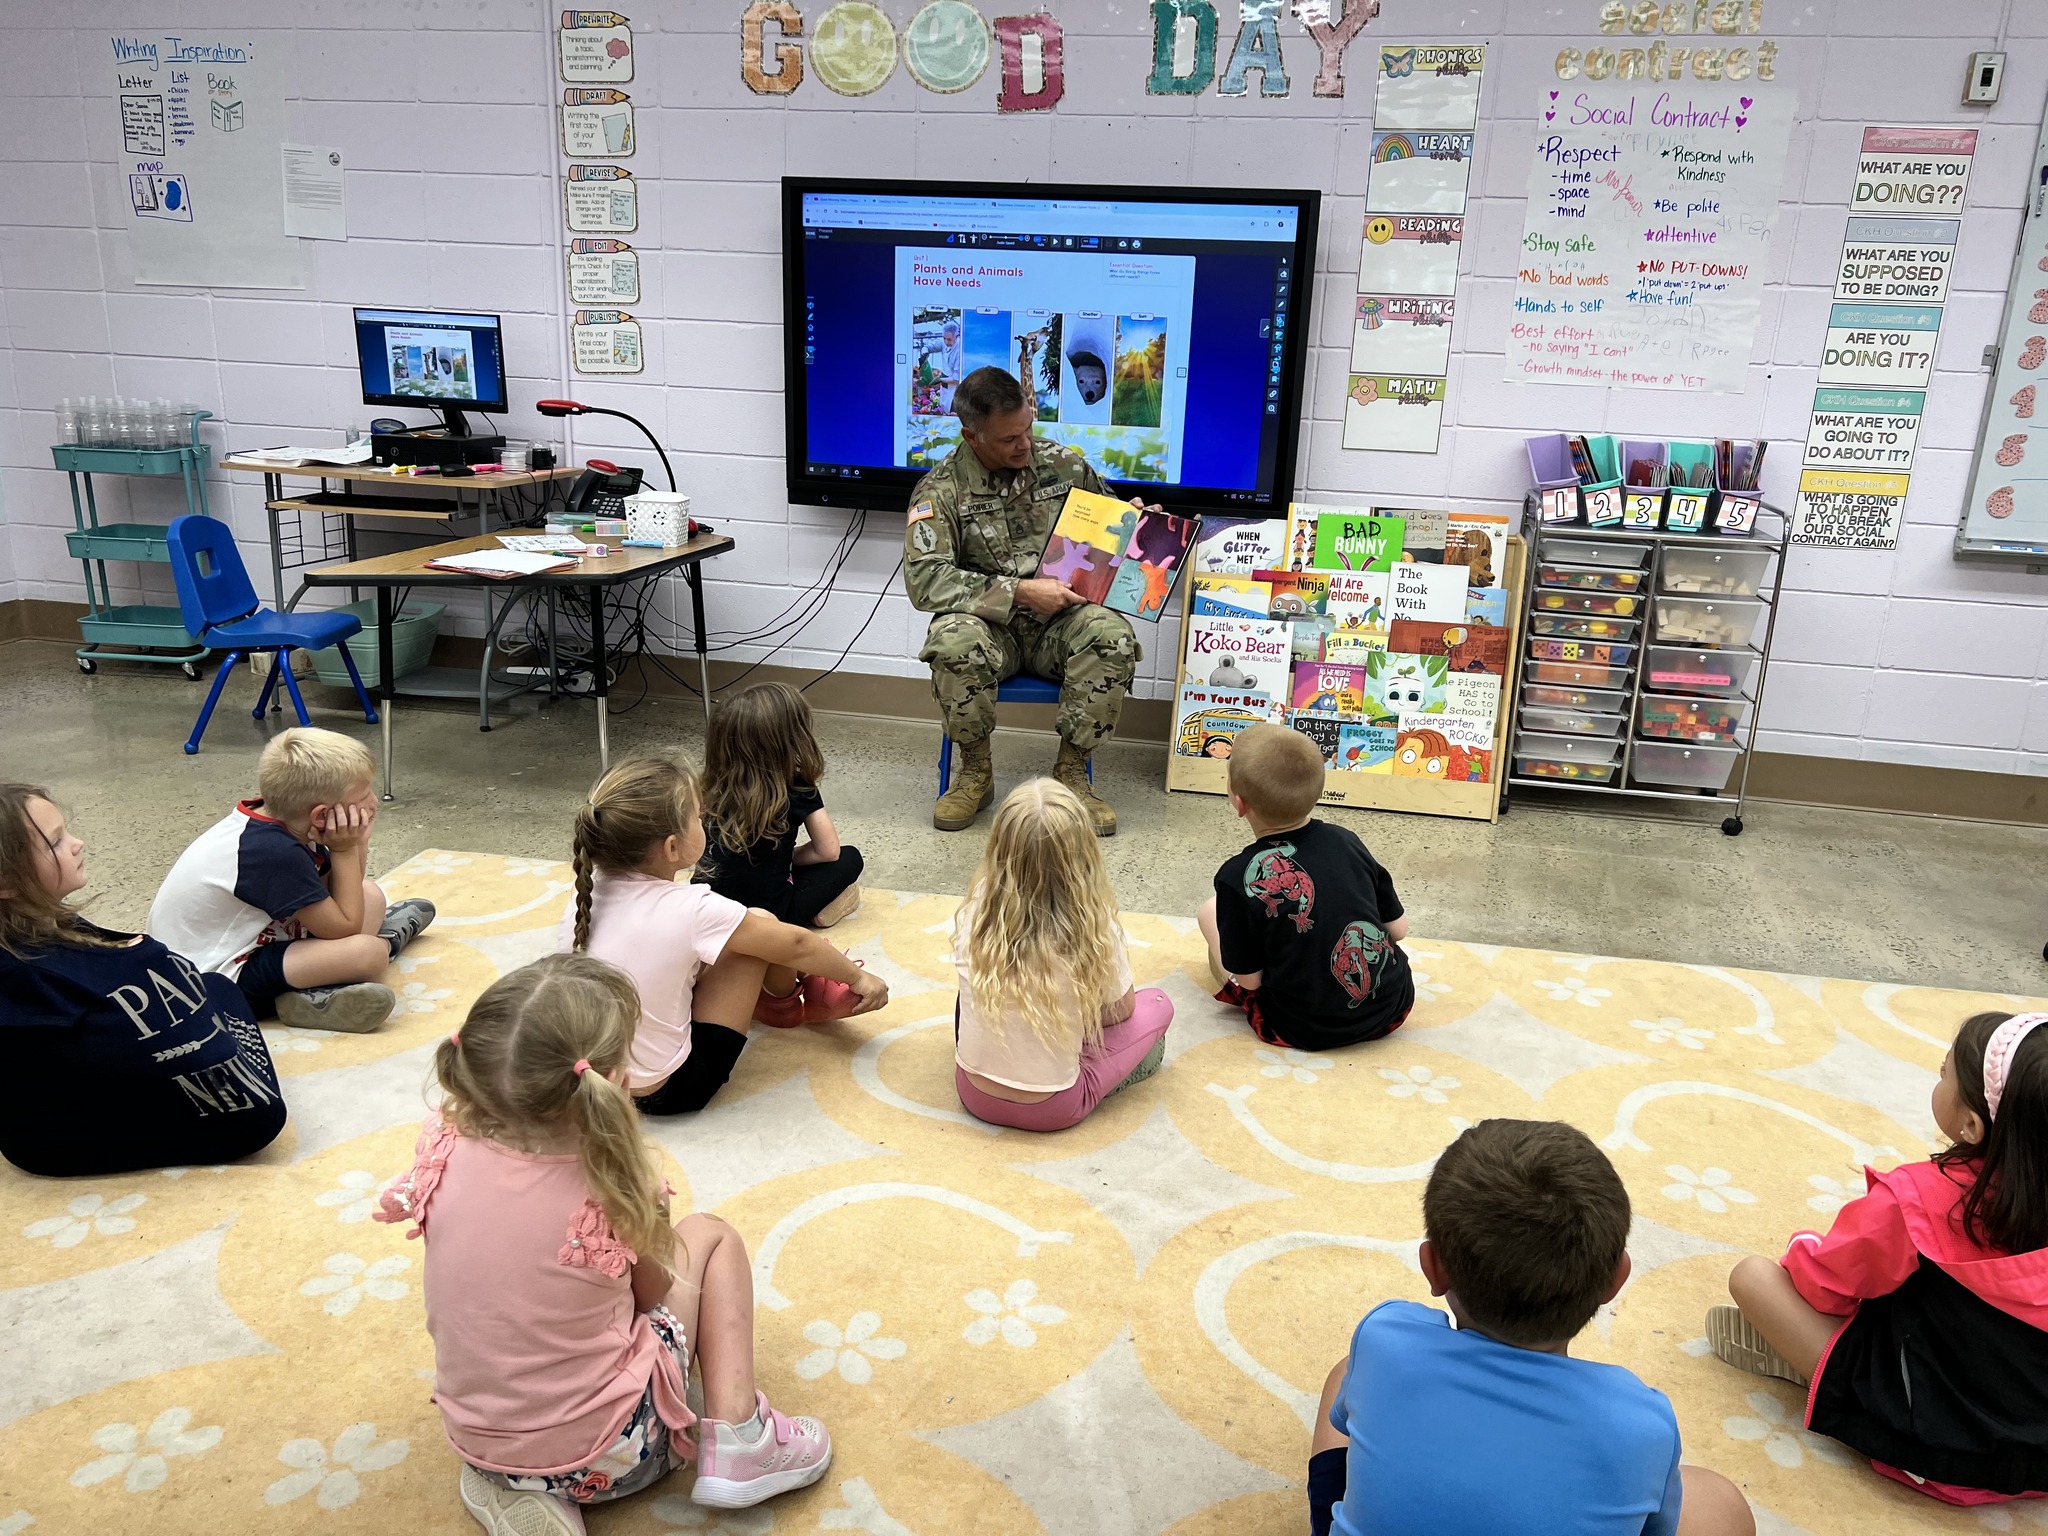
top-left (1965, 51), bottom-right (2005, 106)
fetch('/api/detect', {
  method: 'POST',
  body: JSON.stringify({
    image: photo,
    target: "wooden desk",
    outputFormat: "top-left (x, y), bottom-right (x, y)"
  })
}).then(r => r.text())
top-left (219, 457), bottom-right (584, 611)
top-left (301, 530), bottom-right (735, 799)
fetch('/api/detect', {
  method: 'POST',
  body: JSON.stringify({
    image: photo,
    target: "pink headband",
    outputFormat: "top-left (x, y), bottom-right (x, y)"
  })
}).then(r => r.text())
top-left (1983, 1013), bottom-right (2048, 1122)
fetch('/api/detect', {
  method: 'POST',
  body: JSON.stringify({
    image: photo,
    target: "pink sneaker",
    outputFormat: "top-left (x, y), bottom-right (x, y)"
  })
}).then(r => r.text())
top-left (800, 968), bottom-right (865, 1024)
top-left (753, 985), bottom-right (805, 1029)
top-left (692, 1392), bottom-right (831, 1509)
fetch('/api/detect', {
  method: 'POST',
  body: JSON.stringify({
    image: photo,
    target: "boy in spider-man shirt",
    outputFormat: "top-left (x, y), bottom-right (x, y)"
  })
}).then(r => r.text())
top-left (1196, 724), bottom-right (1414, 1051)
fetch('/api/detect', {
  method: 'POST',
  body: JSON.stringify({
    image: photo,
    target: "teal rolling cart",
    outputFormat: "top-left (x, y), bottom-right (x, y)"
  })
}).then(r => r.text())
top-left (55, 410), bottom-right (215, 676)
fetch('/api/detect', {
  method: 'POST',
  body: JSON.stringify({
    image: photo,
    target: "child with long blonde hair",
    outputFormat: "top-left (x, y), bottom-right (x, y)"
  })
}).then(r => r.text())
top-left (953, 779), bottom-right (1173, 1132)
top-left (561, 757), bottom-right (886, 1114)
top-left (699, 682), bottom-right (863, 928)
top-left (379, 954), bottom-right (831, 1533)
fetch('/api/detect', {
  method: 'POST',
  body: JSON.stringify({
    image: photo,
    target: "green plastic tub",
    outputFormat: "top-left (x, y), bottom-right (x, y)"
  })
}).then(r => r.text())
top-left (307, 600), bottom-right (444, 686)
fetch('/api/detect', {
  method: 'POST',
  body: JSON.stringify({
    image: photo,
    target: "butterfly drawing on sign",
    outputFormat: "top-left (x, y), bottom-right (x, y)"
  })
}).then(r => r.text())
top-left (1384, 48), bottom-right (1416, 77)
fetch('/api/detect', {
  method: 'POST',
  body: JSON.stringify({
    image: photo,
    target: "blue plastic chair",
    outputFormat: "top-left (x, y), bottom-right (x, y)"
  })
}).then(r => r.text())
top-left (938, 674), bottom-right (1089, 794)
top-left (166, 515), bottom-right (378, 755)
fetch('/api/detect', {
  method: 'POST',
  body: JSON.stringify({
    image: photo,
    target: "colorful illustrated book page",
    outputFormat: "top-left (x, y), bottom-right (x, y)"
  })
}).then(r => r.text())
top-left (1043, 489), bottom-right (1195, 619)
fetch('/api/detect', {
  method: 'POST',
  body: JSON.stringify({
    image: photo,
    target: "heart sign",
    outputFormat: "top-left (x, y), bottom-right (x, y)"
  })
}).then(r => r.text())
top-left (1546, 88), bottom-right (1558, 122)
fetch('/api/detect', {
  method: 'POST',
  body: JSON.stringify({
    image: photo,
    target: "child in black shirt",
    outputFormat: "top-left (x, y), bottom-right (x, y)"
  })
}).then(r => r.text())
top-left (1198, 725), bottom-right (1414, 1050)
top-left (697, 682), bottom-right (863, 928)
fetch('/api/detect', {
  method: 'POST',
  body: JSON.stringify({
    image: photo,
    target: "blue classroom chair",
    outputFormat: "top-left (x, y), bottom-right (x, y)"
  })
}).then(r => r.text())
top-left (166, 515), bottom-right (378, 756)
top-left (937, 674), bottom-right (1089, 794)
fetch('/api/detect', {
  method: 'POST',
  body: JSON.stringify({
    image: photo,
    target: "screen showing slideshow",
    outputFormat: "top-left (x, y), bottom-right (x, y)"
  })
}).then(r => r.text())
top-left (797, 192), bottom-right (1301, 497)
top-left (355, 310), bottom-right (504, 405)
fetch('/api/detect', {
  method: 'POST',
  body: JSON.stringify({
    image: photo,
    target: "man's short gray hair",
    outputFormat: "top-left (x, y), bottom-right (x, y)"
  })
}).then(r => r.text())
top-left (953, 367), bottom-right (1027, 433)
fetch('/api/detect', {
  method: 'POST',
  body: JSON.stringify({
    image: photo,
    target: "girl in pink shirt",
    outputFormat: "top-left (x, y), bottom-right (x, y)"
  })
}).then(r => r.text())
top-left (558, 757), bottom-right (888, 1114)
top-left (1707, 1010), bottom-right (2048, 1505)
top-left (953, 779), bottom-right (1173, 1132)
top-left (379, 953), bottom-right (831, 1536)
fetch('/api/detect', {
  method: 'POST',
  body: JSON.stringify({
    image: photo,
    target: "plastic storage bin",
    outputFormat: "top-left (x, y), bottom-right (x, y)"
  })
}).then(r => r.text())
top-left (1538, 536), bottom-right (1649, 570)
top-left (307, 600), bottom-right (444, 685)
top-left (1517, 731), bottom-right (1622, 765)
top-left (1536, 561), bottom-right (1646, 592)
top-left (1520, 707), bottom-right (1627, 738)
top-left (1652, 594), bottom-right (1764, 648)
top-left (1530, 613), bottom-right (1638, 642)
top-left (1529, 637), bottom-right (1633, 667)
top-left (1660, 546), bottom-right (1771, 598)
top-left (1515, 756), bottom-right (1618, 783)
top-left (1523, 683), bottom-right (1626, 712)
top-left (1637, 692), bottom-right (1751, 743)
top-left (1631, 740), bottom-right (1740, 791)
top-left (1526, 658), bottom-right (1632, 690)
top-left (1643, 645), bottom-right (1757, 697)
top-left (1532, 589), bottom-right (1641, 618)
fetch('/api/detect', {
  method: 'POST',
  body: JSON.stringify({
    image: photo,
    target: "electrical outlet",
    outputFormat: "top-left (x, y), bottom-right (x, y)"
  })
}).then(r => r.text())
top-left (1965, 50), bottom-right (2005, 106)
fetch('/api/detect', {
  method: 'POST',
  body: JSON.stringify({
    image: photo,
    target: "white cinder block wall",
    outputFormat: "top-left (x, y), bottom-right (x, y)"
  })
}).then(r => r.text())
top-left (5, 0), bottom-right (2048, 775)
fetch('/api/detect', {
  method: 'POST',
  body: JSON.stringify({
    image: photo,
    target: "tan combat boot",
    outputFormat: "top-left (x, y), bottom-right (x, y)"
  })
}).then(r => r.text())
top-left (935, 737), bottom-right (996, 831)
top-left (1054, 740), bottom-right (1116, 837)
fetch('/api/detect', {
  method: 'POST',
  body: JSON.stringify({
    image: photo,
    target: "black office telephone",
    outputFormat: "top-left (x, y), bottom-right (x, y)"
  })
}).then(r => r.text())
top-left (564, 461), bottom-right (643, 520)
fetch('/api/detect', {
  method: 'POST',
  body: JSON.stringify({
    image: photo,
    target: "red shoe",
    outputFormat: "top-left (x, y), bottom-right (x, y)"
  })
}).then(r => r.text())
top-left (799, 968), bottom-right (865, 1024)
top-left (754, 986), bottom-right (805, 1029)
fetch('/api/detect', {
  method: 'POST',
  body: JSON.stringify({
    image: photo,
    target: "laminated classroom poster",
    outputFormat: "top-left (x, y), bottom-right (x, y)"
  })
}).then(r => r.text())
top-left (1185, 615), bottom-right (1292, 700)
top-left (565, 165), bottom-right (638, 233)
top-left (1308, 509), bottom-right (1406, 572)
top-left (1194, 514), bottom-right (1286, 574)
top-left (1356, 212), bottom-right (1465, 296)
top-left (567, 238), bottom-right (640, 305)
top-left (1337, 720), bottom-right (1397, 774)
top-left (1353, 294), bottom-right (1456, 377)
top-left (1190, 572), bottom-right (1272, 619)
top-left (1367, 130), bottom-right (1475, 214)
top-left (571, 309), bottom-right (643, 373)
top-left (1387, 561), bottom-right (1469, 622)
top-left (1373, 43), bottom-right (1485, 131)
top-left (561, 88), bottom-right (635, 156)
top-left (1343, 374), bottom-right (1447, 453)
top-left (559, 12), bottom-right (634, 82)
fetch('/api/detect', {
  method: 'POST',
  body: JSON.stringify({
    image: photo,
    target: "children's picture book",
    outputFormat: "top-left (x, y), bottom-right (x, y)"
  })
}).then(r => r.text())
top-left (1364, 650), bottom-right (1448, 715)
top-left (1280, 505), bottom-right (1326, 571)
top-left (1174, 686), bottom-right (1277, 758)
top-left (1291, 614), bottom-right (1338, 664)
top-left (1379, 506), bottom-right (1449, 561)
top-left (1396, 710), bottom-right (1494, 782)
top-left (1193, 514), bottom-right (1286, 575)
top-left (1258, 569), bottom-right (1330, 618)
top-left (1387, 561), bottom-right (1469, 622)
top-left (1323, 623), bottom-right (1388, 665)
top-left (1291, 662), bottom-right (1368, 716)
top-left (1445, 509), bottom-right (1510, 588)
top-left (1190, 572), bottom-right (1272, 619)
top-left (1337, 720), bottom-right (1397, 774)
top-left (1464, 585), bottom-right (1508, 626)
top-left (1325, 570), bottom-right (1390, 628)
top-left (1387, 619), bottom-right (1508, 676)
top-left (1042, 488), bottom-right (1194, 619)
top-left (1303, 507), bottom-right (1406, 572)
top-left (1185, 615), bottom-right (1292, 701)
top-left (1290, 712), bottom-right (1343, 766)
top-left (1443, 671), bottom-right (1502, 725)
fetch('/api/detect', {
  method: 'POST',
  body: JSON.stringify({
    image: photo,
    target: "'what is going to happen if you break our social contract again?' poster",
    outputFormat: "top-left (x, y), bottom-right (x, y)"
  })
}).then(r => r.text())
top-left (1507, 81), bottom-right (1795, 394)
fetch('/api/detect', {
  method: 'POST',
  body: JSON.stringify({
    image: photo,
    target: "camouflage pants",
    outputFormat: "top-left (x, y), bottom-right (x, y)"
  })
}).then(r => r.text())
top-left (919, 606), bottom-right (1139, 753)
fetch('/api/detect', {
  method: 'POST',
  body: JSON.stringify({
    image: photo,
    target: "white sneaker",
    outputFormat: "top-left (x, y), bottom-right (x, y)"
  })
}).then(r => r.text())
top-left (692, 1391), bottom-right (831, 1508)
top-left (458, 1464), bottom-right (586, 1536)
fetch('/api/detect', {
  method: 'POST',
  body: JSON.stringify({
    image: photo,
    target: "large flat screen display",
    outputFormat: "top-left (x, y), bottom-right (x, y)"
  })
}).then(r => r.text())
top-left (783, 178), bottom-right (1320, 514)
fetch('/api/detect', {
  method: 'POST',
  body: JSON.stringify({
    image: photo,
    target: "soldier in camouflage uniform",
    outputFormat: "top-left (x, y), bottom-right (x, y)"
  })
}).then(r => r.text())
top-left (905, 368), bottom-right (1142, 836)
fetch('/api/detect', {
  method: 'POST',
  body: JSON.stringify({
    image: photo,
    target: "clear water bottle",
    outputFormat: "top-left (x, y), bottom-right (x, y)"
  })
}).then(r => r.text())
top-left (56, 398), bottom-right (78, 446)
top-left (85, 397), bottom-right (109, 449)
top-left (156, 398), bottom-right (177, 449)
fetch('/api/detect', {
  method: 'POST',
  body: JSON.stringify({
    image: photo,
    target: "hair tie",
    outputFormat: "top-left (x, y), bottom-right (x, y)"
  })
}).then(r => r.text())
top-left (1983, 1013), bottom-right (2048, 1121)
top-left (573, 1058), bottom-right (591, 1078)
top-left (449, 1030), bottom-right (461, 1047)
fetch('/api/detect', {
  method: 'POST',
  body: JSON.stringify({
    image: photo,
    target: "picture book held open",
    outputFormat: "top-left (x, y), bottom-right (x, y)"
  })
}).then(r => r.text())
top-left (1042, 488), bottom-right (1196, 619)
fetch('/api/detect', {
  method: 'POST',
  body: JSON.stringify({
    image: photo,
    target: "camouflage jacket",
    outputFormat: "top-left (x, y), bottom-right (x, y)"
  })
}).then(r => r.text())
top-left (902, 439), bottom-right (1109, 625)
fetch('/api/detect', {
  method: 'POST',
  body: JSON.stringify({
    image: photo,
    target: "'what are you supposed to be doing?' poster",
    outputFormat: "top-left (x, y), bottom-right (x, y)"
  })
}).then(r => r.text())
top-left (1507, 81), bottom-right (1796, 394)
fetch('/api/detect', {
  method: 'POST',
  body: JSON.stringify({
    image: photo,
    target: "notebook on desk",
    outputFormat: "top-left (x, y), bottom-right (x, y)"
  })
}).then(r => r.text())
top-left (422, 549), bottom-right (578, 580)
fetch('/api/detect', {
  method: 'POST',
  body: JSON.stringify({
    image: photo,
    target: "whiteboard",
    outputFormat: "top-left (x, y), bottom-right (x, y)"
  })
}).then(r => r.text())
top-left (1958, 94), bottom-right (2048, 558)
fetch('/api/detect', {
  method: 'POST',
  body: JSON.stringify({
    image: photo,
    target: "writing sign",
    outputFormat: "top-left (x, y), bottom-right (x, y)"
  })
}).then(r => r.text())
top-left (1816, 302), bottom-right (1941, 388)
top-left (1850, 125), bottom-right (1976, 213)
top-left (1506, 81), bottom-right (1796, 393)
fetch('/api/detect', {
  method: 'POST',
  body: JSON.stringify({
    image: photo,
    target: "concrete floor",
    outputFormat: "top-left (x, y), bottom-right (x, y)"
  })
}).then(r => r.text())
top-left (5, 637), bottom-right (2043, 995)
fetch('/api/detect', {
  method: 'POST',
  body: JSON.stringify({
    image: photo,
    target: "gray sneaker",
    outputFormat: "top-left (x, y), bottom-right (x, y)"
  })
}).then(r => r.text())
top-left (378, 897), bottom-right (436, 957)
top-left (277, 982), bottom-right (397, 1034)
top-left (1108, 1036), bottom-right (1168, 1097)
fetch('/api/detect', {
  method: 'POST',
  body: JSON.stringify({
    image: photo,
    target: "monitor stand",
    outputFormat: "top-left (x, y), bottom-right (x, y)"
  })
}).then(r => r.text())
top-left (436, 403), bottom-right (475, 438)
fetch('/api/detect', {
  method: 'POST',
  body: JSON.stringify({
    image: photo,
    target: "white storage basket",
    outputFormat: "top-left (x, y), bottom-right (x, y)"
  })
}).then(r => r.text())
top-left (623, 489), bottom-right (691, 546)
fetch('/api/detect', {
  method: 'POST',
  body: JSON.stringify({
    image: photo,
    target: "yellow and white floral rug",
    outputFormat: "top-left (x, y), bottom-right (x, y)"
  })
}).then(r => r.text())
top-left (2, 851), bottom-right (2040, 1536)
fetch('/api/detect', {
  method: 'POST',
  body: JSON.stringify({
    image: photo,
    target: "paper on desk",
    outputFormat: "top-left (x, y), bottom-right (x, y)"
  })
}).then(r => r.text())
top-left (423, 549), bottom-right (579, 579)
top-left (237, 442), bottom-right (374, 467)
top-left (499, 534), bottom-right (592, 553)
top-left (281, 144), bottom-right (346, 241)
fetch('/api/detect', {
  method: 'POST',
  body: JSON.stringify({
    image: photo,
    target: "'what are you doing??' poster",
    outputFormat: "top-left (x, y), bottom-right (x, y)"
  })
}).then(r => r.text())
top-left (1507, 82), bottom-right (1795, 394)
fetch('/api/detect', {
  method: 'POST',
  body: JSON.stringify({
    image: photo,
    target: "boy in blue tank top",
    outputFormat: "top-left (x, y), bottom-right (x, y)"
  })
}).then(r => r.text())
top-left (1309, 1120), bottom-right (1756, 1536)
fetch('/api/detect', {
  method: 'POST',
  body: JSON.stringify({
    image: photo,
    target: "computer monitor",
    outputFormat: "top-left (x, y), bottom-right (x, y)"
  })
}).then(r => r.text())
top-left (353, 307), bottom-right (508, 437)
top-left (782, 177), bottom-right (1321, 515)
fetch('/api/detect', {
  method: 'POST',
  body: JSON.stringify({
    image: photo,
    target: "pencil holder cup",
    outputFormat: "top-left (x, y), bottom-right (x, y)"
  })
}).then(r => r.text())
top-left (1526, 434), bottom-right (1581, 525)
top-left (1664, 441), bottom-right (1715, 534)
top-left (1619, 439), bottom-right (1668, 531)
top-left (1712, 443), bottom-right (1761, 535)
top-left (1578, 434), bottom-right (1623, 528)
